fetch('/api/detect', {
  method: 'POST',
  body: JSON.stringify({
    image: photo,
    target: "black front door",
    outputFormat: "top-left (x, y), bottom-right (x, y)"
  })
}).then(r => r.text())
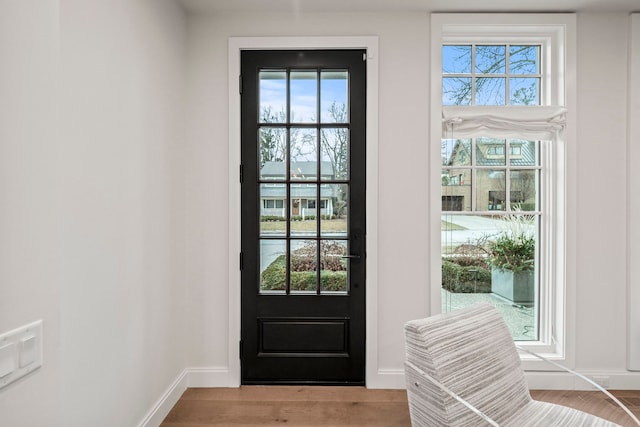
top-left (240, 49), bottom-right (366, 384)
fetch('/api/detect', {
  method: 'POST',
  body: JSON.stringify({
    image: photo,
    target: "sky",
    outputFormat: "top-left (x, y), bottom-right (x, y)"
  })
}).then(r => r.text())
top-left (259, 70), bottom-right (349, 123)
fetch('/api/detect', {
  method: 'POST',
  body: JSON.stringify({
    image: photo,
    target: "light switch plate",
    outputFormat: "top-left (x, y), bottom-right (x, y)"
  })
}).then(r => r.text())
top-left (19, 336), bottom-right (36, 368)
top-left (0, 343), bottom-right (16, 378)
top-left (0, 320), bottom-right (42, 390)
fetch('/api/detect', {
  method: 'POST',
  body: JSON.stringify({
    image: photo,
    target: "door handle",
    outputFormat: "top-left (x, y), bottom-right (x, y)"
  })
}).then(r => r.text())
top-left (341, 255), bottom-right (361, 260)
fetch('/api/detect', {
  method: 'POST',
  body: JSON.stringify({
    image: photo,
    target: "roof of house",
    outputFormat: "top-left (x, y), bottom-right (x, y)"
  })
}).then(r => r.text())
top-left (261, 161), bottom-right (335, 178)
top-left (447, 140), bottom-right (536, 167)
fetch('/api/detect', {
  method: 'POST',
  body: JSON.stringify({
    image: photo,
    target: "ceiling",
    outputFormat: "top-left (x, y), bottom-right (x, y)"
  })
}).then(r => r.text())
top-left (179, 0), bottom-right (640, 14)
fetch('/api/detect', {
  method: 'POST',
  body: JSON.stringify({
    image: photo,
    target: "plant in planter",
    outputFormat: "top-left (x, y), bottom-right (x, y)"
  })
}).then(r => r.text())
top-left (487, 212), bottom-right (535, 305)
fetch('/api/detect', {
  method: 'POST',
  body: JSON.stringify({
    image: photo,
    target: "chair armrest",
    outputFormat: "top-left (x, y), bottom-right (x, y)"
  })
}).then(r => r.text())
top-left (516, 345), bottom-right (640, 427)
top-left (405, 360), bottom-right (500, 427)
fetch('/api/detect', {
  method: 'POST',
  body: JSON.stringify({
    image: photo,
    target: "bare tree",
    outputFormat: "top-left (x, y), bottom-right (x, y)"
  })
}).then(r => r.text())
top-left (259, 106), bottom-right (287, 167)
top-left (443, 45), bottom-right (539, 106)
top-left (320, 102), bottom-right (348, 179)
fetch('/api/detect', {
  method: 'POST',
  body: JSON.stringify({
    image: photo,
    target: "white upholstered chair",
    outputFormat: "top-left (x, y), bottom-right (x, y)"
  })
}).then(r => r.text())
top-left (404, 302), bottom-right (634, 426)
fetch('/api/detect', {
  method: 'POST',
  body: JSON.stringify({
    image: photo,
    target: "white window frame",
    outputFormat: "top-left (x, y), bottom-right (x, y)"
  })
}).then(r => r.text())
top-left (430, 14), bottom-right (577, 368)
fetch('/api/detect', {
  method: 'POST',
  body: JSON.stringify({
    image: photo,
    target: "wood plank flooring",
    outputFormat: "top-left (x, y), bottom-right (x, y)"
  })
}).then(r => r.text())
top-left (160, 386), bottom-right (640, 426)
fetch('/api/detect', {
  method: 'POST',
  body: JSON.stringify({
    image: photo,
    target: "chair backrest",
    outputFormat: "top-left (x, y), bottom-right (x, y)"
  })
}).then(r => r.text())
top-left (404, 302), bottom-right (532, 425)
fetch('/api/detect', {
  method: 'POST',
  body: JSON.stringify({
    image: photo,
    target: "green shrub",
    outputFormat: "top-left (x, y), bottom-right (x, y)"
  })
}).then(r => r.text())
top-left (261, 254), bottom-right (348, 291)
top-left (260, 214), bottom-right (338, 222)
top-left (261, 215), bottom-right (286, 222)
top-left (442, 258), bottom-right (491, 293)
top-left (488, 233), bottom-right (535, 273)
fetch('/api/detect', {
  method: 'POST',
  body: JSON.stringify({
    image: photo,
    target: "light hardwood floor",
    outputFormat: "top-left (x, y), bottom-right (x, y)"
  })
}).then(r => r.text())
top-left (160, 386), bottom-right (640, 426)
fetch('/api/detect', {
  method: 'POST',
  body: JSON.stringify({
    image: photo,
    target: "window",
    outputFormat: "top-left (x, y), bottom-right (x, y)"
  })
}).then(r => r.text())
top-left (443, 44), bottom-right (541, 106)
top-left (432, 14), bottom-right (576, 363)
top-left (264, 199), bottom-right (284, 209)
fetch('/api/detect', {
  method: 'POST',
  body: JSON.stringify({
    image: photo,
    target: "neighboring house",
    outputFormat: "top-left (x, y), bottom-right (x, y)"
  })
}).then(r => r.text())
top-left (260, 161), bottom-right (338, 218)
top-left (442, 139), bottom-right (537, 211)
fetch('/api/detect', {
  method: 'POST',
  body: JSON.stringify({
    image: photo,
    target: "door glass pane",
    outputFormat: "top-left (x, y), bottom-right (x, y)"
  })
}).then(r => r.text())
top-left (290, 70), bottom-right (317, 123)
top-left (477, 138), bottom-right (506, 166)
top-left (321, 71), bottom-right (348, 123)
top-left (260, 239), bottom-right (286, 293)
top-left (510, 78), bottom-right (540, 105)
top-left (476, 77), bottom-right (506, 105)
top-left (259, 128), bottom-right (287, 174)
top-left (259, 71), bottom-right (286, 123)
top-left (290, 239), bottom-right (317, 293)
top-left (290, 184), bottom-right (317, 235)
top-left (260, 184), bottom-right (286, 235)
top-left (477, 169), bottom-right (506, 211)
top-left (320, 240), bottom-right (348, 294)
top-left (321, 184), bottom-right (348, 236)
top-left (321, 128), bottom-right (349, 180)
top-left (511, 170), bottom-right (538, 211)
top-left (475, 45), bottom-right (506, 74)
top-left (290, 128), bottom-right (317, 180)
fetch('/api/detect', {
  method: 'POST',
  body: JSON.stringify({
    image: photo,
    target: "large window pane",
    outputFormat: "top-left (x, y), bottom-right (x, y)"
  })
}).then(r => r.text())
top-left (442, 139), bottom-right (471, 167)
top-left (475, 45), bottom-right (506, 74)
top-left (440, 213), bottom-right (538, 340)
top-left (477, 169), bottom-right (506, 211)
top-left (442, 45), bottom-right (472, 73)
top-left (509, 45), bottom-right (540, 74)
top-left (443, 77), bottom-right (472, 106)
top-left (511, 170), bottom-right (538, 211)
top-left (476, 138), bottom-right (506, 166)
top-left (509, 140), bottom-right (538, 166)
top-left (510, 78), bottom-right (540, 105)
top-left (476, 77), bottom-right (506, 105)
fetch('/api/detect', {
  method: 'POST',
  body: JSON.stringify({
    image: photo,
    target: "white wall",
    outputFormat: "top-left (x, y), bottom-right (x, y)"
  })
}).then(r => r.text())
top-left (629, 13), bottom-right (640, 372)
top-left (575, 13), bottom-right (630, 373)
top-left (186, 10), bottom-right (639, 388)
top-left (59, 0), bottom-right (188, 425)
top-left (0, 0), bottom-right (62, 424)
top-left (1, 0), bottom-right (189, 426)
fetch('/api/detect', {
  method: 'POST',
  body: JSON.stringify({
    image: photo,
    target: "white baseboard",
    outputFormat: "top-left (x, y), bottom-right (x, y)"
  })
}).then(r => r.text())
top-left (368, 369), bottom-right (406, 389)
top-left (525, 370), bottom-right (640, 390)
top-left (186, 366), bottom-right (239, 388)
top-left (137, 367), bottom-right (239, 427)
top-left (137, 369), bottom-right (188, 427)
